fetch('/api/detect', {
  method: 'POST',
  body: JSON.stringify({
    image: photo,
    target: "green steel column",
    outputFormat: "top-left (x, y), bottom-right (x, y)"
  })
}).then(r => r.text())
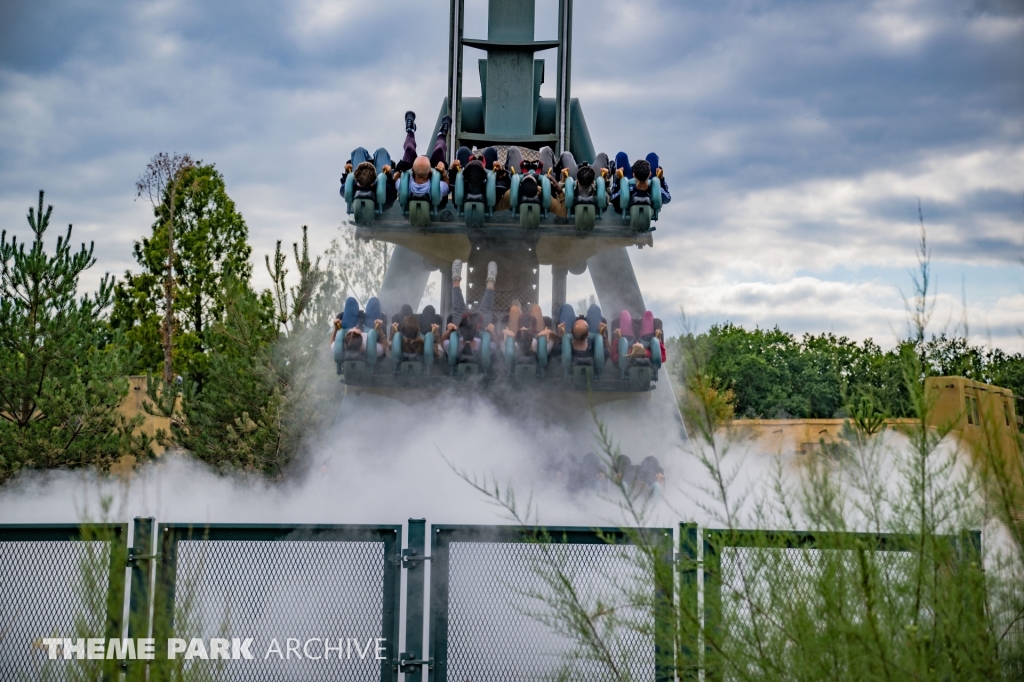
top-left (401, 519), bottom-right (428, 680)
top-left (483, 0), bottom-right (537, 137)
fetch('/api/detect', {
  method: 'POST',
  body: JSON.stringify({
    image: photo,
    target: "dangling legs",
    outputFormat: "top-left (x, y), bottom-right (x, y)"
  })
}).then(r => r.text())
top-left (450, 259), bottom-right (467, 325)
top-left (372, 148), bottom-right (393, 175)
top-left (477, 261), bottom-right (497, 327)
top-left (558, 151), bottom-right (579, 179)
top-left (429, 115), bottom-right (452, 168)
top-left (506, 146), bottom-right (525, 174)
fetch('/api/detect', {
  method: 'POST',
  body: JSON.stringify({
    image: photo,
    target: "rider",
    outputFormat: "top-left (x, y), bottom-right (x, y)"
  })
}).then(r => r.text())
top-left (610, 154), bottom-right (672, 206)
top-left (440, 259), bottom-right (498, 355)
top-left (392, 111), bottom-right (453, 205)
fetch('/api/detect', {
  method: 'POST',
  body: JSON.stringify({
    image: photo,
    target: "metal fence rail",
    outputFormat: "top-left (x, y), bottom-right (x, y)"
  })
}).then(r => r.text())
top-left (428, 524), bottom-right (674, 682)
top-left (148, 524), bottom-right (401, 682)
top-left (0, 523), bottom-right (128, 682)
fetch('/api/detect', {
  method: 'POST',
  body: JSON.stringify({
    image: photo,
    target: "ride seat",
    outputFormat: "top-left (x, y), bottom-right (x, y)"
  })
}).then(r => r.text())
top-left (454, 163), bottom-right (496, 228)
top-left (342, 351), bottom-right (369, 384)
top-left (509, 173), bottom-right (551, 228)
top-left (514, 356), bottom-right (539, 383)
top-left (344, 170), bottom-right (389, 226)
top-left (627, 357), bottom-right (653, 391)
top-left (572, 363), bottom-right (595, 388)
top-left (399, 169), bottom-right (442, 226)
top-left (564, 175), bottom-right (603, 230)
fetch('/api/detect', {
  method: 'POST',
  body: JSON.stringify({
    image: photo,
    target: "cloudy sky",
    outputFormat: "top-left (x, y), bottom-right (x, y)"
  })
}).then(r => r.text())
top-left (1, 0), bottom-right (1022, 349)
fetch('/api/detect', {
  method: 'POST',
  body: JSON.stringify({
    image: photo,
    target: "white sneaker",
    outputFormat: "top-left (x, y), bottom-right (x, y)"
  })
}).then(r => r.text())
top-left (487, 261), bottom-right (497, 284)
top-left (452, 259), bottom-right (463, 281)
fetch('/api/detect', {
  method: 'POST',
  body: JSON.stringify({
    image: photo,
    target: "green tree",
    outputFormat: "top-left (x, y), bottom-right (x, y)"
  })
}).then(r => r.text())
top-left (150, 228), bottom-right (340, 477)
top-left (114, 162), bottom-right (252, 384)
top-left (0, 191), bottom-right (144, 482)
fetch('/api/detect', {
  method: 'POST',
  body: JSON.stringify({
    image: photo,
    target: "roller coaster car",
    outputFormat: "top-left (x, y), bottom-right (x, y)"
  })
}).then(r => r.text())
top-left (616, 176), bottom-right (663, 232)
top-left (343, 172), bottom-right (390, 226)
top-left (339, 330), bottom-right (657, 393)
top-left (398, 169), bottom-right (444, 227)
top-left (453, 163), bottom-right (497, 228)
top-left (563, 175), bottom-right (608, 231)
top-left (509, 172), bottom-right (552, 229)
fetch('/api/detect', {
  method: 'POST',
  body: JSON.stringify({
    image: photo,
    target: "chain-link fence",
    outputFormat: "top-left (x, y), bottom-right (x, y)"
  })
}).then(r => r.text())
top-left (150, 524), bottom-right (401, 682)
top-left (1, 518), bottom-right (995, 681)
top-left (0, 524), bottom-right (127, 682)
top-left (429, 525), bottom-right (673, 682)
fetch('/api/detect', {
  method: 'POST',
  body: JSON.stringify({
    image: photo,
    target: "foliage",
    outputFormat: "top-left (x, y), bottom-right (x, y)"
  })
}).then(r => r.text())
top-left (148, 229), bottom-right (339, 477)
top-left (669, 325), bottom-right (1024, 422)
top-left (0, 191), bottom-right (146, 484)
top-left (324, 226), bottom-right (393, 305)
top-left (266, 225), bottom-right (326, 334)
top-left (113, 162), bottom-right (252, 384)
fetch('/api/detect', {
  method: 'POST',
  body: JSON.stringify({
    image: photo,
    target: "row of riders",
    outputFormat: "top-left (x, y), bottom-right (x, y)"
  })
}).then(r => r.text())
top-left (340, 111), bottom-right (672, 229)
top-left (330, 259), bottom-right (666, 383)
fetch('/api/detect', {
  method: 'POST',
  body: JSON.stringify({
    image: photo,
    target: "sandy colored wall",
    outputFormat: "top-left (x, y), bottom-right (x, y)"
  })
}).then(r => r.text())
top-left (729, 377), bottom-right (1021, 466)
top-left (117, 376), bottom-right (173, 456)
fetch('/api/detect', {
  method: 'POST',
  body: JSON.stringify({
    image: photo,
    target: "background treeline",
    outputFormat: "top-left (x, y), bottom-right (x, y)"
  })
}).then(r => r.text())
top-left (669, 323), bottom-right (1024, 420)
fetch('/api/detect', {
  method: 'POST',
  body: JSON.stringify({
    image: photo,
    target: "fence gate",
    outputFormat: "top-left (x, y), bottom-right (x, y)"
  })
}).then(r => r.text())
top-left (425, 523), bottom-right (674, 682)
top-left (682, 525), bottom-right (984, 679)
top-left (142, 523), bottom-right (401, 682)
top-left (0, 523), bottom-right (128, 682)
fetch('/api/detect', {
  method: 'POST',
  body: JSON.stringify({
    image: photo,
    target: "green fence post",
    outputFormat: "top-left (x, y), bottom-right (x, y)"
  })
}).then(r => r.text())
top-left (149, 524), bottom-right (181, 682)
top-left (100, 523), bottom-right (130, 682)
top-left (654, 527), bottom-right (675, 682)
top-left (126, 517), bottom-right (155, 681)
top-left (703, 529), bottom-right (722, 681)
top-left (428, 525), bottom-right (452, 682)
top-left (678, 523), bottom-right (699, 680)
top-left (402, 519), bottom-right (429, 681)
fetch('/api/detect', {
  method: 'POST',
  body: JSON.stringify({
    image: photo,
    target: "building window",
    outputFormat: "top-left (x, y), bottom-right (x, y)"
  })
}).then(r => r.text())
top-left (965, 396), bottom-right (980, 426)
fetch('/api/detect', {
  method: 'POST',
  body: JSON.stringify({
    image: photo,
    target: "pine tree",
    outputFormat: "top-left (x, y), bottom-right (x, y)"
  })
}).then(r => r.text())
top-left (0, 191), bottom-right (143, 482)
